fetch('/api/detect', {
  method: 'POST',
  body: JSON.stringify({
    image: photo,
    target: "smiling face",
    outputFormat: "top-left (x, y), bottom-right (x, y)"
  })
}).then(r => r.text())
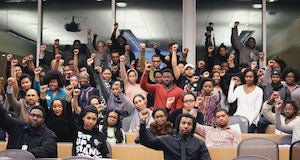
top-left (212, 72), bottom-right (221, 85)
top-left (52, 100), bottom-right (63, 116)
top-left (79, 73), bottom-right (89, 87)
top-left (244, 71), bottom-right (255, 85)
top-left (49, 79), bottom-right (59, 91)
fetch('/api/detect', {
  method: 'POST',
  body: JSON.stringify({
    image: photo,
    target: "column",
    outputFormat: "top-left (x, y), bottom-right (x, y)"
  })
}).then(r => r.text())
top-left (182, 0), bottom-right (196, 64)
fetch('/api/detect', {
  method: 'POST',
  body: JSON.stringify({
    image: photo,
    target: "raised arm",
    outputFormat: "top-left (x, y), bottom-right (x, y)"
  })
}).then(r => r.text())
top-left (140, 61), bottom-right (157, 95)
top-left (96, 72), bottom-right (110, 101)
top-left (262, 92), bottom-right (279, 123)
top-left (171, 44), bottom-right (180, 80)
top-left (139, 109), bottom-right (164, 150)
top-left (5, 77), bottom-right (22, 114)
top-left (119, 55), bottom-right (129, 87)
top-left (87, 29), bottom-right (97, 53)
top-left (73, 49), bottom-right (80, 76)
top-left (274, 100), bottom-right (293, 134)
top-left (72, 89), bottom-right (82, 114)
top-left (231, 22), bottom-right (243, 51)
top-left (227, 78), bottom-right (238, 103)
top-left (10, 59), bottom-right (20, 96)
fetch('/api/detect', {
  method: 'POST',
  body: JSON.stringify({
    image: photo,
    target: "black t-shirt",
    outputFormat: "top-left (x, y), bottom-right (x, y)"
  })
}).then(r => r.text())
top-left (73, 129), bottom-right (109, 158)
top-left (175, 75), bottom-right (190, 89)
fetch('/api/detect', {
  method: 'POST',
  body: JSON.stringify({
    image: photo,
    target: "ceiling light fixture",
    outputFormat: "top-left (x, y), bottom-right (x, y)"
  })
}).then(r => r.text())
top-left (116, 0), bottom-right (127, 7)
top-left (252, 3), bottom-right (262, 9)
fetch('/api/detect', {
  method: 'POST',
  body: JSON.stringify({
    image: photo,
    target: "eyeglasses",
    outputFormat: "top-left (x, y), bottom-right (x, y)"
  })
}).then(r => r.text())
top-left (183, 99), bottom-right (195, 103)
top-left (152, 60), bottom-right (161, 63)
top-left (30, 113), bottom-right (43, 119)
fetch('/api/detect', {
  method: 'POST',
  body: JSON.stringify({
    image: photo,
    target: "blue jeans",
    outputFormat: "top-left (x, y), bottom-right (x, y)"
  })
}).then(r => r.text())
top-left (257, 115), bottom-right (271, 133)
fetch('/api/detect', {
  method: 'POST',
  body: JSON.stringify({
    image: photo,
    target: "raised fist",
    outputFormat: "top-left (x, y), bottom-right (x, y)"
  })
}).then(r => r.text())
top-left (166, 96), bottom-right (175, 106)
top-left (275, 99), bottom-right (283, 111)
top-left (196, 96), bottom-right (204, 105)
top-left (34, 67), bottom-right (42, 75)
top-left (234, 21), bottom-right (240, 27)
top-left (172, 44), bottom-right (179, 51)
top-left (119, 55), bottom-right (125, 62)
top-left (144, 61), bottom-right (152, 71)
top-left (202, 71), bottom-right (210, 78)
top-left (6, 54), bottom-right (13, 61)
top-left (54, 54), bottom-right (61, 61)
top-left (106, 40), bottom-right (112, 46)
top-left (87, 58), bottom-right (94, 66)
top-left (40, 85), bottom-right (48, 94)
top-left (87, 29), bottom-right (92, 36)
top-left (153, 42), bottom-right (158, 49)
top-left (208, 46), bottom-right (215, 53)
top-left (28, 54), bottom-right (34, 61)
top-left (73, 49), bottom-right (79, 55)
top-left (11, 59), bottom-right (18, 66)
top-left (91, 53), bottom-right (97, 60)
top-left (268, 60), bottom-right (275, 68)
top-left (73, 89), bottom-right (81, 96)
top-left (7, 77), bottom-right (15, 87)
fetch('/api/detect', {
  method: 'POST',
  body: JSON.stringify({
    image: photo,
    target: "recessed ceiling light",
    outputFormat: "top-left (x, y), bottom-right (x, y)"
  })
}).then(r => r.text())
top-left (252, 4), bottom-right (262, 9)
top-left (116, 0), bottom-right (127, 7)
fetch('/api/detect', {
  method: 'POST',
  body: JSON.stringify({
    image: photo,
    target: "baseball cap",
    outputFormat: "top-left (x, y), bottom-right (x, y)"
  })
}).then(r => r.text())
top-left (184, 63), bottom-right (195, 70)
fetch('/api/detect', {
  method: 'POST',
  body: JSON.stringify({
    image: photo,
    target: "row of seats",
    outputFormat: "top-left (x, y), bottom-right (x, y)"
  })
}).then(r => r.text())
top-left (0, 133), bottom-right (289, 160)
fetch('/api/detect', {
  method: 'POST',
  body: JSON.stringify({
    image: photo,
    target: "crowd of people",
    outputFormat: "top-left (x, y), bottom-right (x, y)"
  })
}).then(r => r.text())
top-left (0, 21), bottom-right (299, 159)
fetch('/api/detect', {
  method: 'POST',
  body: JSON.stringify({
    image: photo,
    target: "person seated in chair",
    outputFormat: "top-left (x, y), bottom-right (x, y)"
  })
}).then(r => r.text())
top-left (194, 108), bottom-right (241, 146)
top-left (0, 103), bottom-right (57, 158)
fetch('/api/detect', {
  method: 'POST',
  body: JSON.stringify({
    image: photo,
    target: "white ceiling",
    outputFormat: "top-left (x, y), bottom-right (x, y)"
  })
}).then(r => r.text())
top-left (0, 0), bottom-right (299, 50)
